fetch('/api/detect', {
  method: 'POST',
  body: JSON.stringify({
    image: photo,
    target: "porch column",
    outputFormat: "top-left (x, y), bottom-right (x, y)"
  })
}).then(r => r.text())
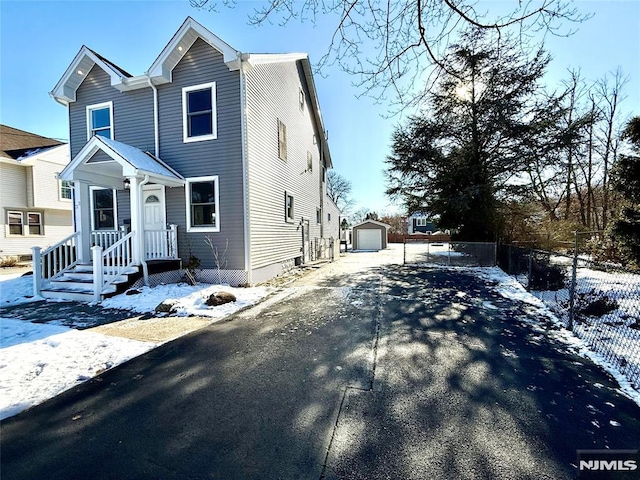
top-left (128, 176), bottom-right (143, 263)
top-left (74, 180), bottom-right (92, 263)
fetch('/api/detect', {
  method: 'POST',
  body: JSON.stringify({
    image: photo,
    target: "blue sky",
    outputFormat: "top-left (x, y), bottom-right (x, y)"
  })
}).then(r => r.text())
top-left (1, 0), bottom-right (639, 216)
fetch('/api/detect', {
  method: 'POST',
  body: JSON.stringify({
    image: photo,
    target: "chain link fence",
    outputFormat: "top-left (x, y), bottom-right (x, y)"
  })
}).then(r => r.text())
top-left (498, 239), bottom-right (640, 389)
top-left (404, 240), bottom-right (497, 267)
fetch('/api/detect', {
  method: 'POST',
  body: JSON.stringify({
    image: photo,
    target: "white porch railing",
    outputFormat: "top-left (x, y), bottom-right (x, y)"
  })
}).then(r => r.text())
top-left (145, 225), bottom-right (178, 260)
top-left (92, 231), bottom-right (135, 302)
top-left (32, 232), bottom-right (80, 296)
top-left (92, 227), bottom-right (126, 249)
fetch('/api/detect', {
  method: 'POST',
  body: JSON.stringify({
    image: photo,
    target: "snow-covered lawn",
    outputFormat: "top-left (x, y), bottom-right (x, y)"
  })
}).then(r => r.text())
top-left (0, 274), bottom-right (270, 420)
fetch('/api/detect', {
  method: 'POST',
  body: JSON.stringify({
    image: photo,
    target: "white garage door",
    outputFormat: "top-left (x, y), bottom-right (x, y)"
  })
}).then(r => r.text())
top-left (357, 229), bottom-right (382, 250)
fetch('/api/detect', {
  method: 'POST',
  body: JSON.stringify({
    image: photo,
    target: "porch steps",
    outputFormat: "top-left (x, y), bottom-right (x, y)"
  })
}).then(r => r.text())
top-left (40, 264), bottom-right (141, 302)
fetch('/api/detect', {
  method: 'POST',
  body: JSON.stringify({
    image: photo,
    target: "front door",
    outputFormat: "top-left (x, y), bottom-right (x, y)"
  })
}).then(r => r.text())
top-left (143, 185), bottom-right (167, 259)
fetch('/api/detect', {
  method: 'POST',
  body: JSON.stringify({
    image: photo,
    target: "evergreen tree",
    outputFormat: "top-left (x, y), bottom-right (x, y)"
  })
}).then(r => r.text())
top-left (385, 28), bottom-right (559, 241)
top-left (610, 117), bottom-right (640, 267)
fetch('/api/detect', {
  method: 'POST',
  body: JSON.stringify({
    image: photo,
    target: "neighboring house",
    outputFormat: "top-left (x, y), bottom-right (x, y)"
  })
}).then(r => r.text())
top-left (407, 214), bottom-right (437, 234)
top-left (38, 17), bottom-right (340, 301)
top-left (0, 125), bottom-right (72, 259)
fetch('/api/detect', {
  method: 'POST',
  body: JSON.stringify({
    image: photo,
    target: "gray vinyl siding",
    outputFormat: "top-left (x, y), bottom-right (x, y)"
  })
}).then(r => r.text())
top-left (70, 66), bottom-right (155, 159)
top-left (156, 38), bottom-right (245, 271)
top-left (245, 61), bottom-right (324, 271)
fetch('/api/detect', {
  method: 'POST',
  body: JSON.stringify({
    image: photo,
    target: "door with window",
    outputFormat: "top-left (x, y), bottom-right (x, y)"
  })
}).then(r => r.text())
top-left (302, 219), bottom-right (310, 263)
top-left (143, 186), bottom-right (167, 259)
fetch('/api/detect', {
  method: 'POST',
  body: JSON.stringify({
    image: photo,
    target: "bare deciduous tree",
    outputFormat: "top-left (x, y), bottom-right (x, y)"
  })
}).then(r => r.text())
top-left (326, 170), bottom-right (354, 212)
top-left (191, 0), bottom-right (589, 109)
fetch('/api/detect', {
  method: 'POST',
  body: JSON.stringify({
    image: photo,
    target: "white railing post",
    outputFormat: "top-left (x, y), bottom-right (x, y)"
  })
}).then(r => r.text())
top-left (32, 246), bottom-right (42, 297)
top-left (92, 245), bottom-right (104, 302)
top-left (170, 224), bottom-right (178, 258)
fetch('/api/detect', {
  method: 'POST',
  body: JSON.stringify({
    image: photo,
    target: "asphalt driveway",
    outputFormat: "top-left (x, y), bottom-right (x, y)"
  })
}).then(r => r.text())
top-left (2, 252), bottom-right (639, 479)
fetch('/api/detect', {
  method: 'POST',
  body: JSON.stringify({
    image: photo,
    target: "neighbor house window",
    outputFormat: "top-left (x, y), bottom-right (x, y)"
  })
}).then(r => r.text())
top-left (278, 120), bottom-right (287, 161)
top-left (8, 211), bottom-right (23, 235)
top-left (285, 192), bottom-right (294, 222)
top-left (90, 187), bottom-right (117, 230)
top-left (186, 176), bottom-right (220, 232)
top-left (416, 218), bottom-right (427, 227)
top-left (182, 82), bottom-right (217, 143)
top-left (27, 212), bottom-right (42, 235)
top-left (86, 101), bottom-right (114, 140)
top-left (60, 180), bottom-right (73, 200)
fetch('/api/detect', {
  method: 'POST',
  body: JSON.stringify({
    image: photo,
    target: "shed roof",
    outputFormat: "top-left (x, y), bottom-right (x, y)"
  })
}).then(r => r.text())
top-left (352, 219), bottom-right (391, 229)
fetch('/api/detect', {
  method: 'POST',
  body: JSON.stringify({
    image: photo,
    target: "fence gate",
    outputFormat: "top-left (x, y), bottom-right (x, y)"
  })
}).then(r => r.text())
top-left (403, 240), bottom-right (497, 267)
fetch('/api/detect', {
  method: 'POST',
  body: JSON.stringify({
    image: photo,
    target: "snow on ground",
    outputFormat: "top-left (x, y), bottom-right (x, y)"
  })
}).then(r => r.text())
top-left (470, 266), bottom-right (640, 407)
top-left (101, 283), bottom-right (270, 317)
top-left (0, 274), bottom-right (271, 420)
top-left (0, 318), bottom-right (156, 420)
top-left (0, 273), bottom-right (42, 307)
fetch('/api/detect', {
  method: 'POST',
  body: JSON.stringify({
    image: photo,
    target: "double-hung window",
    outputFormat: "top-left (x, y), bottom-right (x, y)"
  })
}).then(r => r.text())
top-left (91, 187), bottom-right (116, 230)
top-left (186, 176), bottom-right (220, 232)
top-left (87, 101), bottom-right (114, 140)
top-left (28, 213), bottom-right (42, 235)
top-left (278, 120), bottom-right (287, 161)
top-left (8, 211), bottom-right (23, 235)
top-left (60, 180), bottom-right (73, 200)
top-left (285, 192), bottom-right (294, 223)
top-left (416, 218), bottom-right (427, 227)
top-left (183, 83), bottom-right (217, 142)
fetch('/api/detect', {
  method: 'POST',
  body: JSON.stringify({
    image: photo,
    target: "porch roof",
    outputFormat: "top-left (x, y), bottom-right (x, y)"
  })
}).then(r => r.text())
top-left (59, 136), bottom-right (184, 188)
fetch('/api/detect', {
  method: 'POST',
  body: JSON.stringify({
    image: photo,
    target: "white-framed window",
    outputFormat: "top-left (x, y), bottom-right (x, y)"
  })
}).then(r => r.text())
top-left (60, 180), bottom-right (73, 201)
top-left (316, 208), bottom-right (321, 224)
top-left (307, 151), bottom-right (313, 172)
top-left (7, 211), bottom-right (23, 236)
top-left (416, 218), bottom-right (428, 227)
top-left (182, 82), bottom-right (217, 143)
top-left (90, 187), bottom-right (117, 231)
top-left (299, 87), bottom-right (305, 111)
top-left (186, 176), bottom-right (220, 232)
top-left (278, 119), bottom-right (287, 161)
top-left (86, 101), bottom-right (114, 140)
top-left (27, 212), bottom-right (43, 235)
top-left (285, 192), bottom-right (294, 223)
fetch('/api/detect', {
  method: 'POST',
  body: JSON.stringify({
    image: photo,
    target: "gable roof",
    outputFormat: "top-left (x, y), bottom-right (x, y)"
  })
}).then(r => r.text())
top-left (0, 124), bottom-right (64, 160)
top-left (59, 136), bottom-right (184, 187)
top-left (353, 219), bottom-right (391, 229)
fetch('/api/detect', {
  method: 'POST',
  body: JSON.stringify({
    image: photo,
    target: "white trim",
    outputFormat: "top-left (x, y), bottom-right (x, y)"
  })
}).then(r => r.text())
top-left (142, 184), bottom-right (167, 231)
top-left (285, 191), bottom-right (294, 223)
top-left (182, 82), bottom-right (217, 143)
top-left (27, 212), bottom-right (43, 236)
top-left (89, 186), bottom-right (118, 231)
top-left (185, 176), bottom-right (220, 233)
top-left (239, 61), bottom-right (252, 282)
top-left (352, 219), bottom-right (391, 229)
top-left (86, 101), bottom-right (114, 141)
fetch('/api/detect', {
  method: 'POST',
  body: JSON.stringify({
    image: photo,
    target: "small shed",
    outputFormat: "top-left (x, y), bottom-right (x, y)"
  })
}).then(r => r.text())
top-left (352, 220), bottom-right (390, 251)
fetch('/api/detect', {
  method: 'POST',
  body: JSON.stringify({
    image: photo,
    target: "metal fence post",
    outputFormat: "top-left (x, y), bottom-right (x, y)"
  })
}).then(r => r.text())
top-left (527, 248), bottom-right (533, 292)
top-left (568, 231), bottom-right (579, 330)
top-left (403, 237), bottom-right (406, 265)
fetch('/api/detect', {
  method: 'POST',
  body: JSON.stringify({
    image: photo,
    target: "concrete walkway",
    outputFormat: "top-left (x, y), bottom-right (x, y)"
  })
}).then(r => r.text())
top-left (2, 249), bottom-right (639, 479)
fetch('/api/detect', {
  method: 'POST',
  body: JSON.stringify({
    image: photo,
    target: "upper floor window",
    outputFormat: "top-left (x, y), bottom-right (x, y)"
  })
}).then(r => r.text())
top-left (285, 192), bottom-right (294, 222)
top-left (416, 218), bottom-right (428, 227)
top-left (186, 176), bottom-right (220, 232)
top-left (183, 82), bottom-right (217, 143)
top-left (86, 101), bottom-right (114, 140)
top-left (299, 88), bottom-right (305, 111)
top-left (60, 180), bottom-right (73, 200)
top-left (307, 151), bottom-right (313, 172)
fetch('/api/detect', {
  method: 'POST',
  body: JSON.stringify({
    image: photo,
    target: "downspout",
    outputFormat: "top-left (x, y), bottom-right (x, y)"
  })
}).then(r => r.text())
top-left (139, 174), bottom-right (151, 285)
top-left (239, 54), bottom-right (252, 285)
top-left (146, 75), bottom-right (160, 157)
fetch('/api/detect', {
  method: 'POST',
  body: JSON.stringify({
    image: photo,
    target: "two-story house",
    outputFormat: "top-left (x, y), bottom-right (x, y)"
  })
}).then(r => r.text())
top-left (35, 17), bottom-right (339, 301)
top-left (1, 125), bottom-right (72, 260)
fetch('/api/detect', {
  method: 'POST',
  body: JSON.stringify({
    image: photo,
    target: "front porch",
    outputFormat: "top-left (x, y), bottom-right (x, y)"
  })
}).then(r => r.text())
top-left (33, 227), bottom-right (180, 302)
top-left (32, 136), bottom-right (186, 302)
